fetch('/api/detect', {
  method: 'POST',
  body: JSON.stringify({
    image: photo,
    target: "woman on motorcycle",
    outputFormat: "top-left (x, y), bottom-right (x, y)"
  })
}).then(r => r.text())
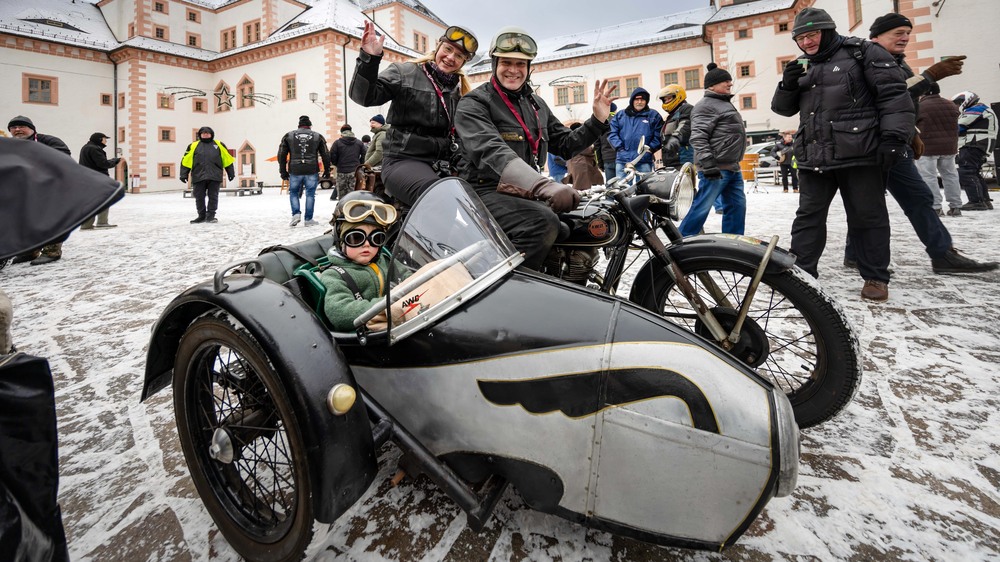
top-left (349, 20), bottom-right (478, 207)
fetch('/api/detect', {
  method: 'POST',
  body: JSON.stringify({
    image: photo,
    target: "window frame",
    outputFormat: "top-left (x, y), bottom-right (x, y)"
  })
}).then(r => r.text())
top-left (661, 70), bottom-right (679, 87)
top-left (22, 73), bottom-right (58, 105)
top-left (187, 9), bottom-right (200, 23)
top-left (740, 94), bottom-right (757, 110)
top-left (192, 98), bottom-right (208, 113)
top-left (158, 126), bottom-right (176, 142)
top-left (221, 27), bottom-right (237, 51)
top-left (736, 27), bottom-right (752, 40)
top-left (154, 25), bottom-right (168, 41)
top-left (100, 93), bottom-right (112, 106)
top-left (735, 61), bottom-right (755, 79)
top-left (682, 66), bottom-right (702, 90)
top-left (159, 163), bottom-right (176, 178)
top-left (282, 74), bottom-right (297, 101)
top-left (186, 32), bottom-right (201, 48)
top-left (157, 93), bottom-right (175, 110)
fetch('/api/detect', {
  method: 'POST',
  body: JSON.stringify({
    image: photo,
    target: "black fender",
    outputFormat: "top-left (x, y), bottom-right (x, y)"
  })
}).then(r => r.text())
top-left (142, 274), bottom-right (377, 524)
top-left (628, 233), bottom-right (798, 306)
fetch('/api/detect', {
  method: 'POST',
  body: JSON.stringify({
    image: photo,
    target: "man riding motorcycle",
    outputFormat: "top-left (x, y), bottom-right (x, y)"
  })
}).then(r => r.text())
top-left (454, 27), bottom-right (616, 270)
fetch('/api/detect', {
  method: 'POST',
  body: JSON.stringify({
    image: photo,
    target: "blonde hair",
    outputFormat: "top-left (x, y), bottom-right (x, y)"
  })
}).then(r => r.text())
top-left (412, 42), bottom-right (472, 96)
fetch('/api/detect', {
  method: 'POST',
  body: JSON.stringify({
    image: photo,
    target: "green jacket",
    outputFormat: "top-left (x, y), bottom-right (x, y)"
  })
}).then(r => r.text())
top-left (364, 125), bottom-right (388, 167)
top-left (320, 249), bottom-right (392, 331)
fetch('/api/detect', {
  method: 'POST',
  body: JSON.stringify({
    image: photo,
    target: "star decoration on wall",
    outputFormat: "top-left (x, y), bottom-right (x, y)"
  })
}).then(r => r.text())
top-left (215, 84), bottom-right (234, 109)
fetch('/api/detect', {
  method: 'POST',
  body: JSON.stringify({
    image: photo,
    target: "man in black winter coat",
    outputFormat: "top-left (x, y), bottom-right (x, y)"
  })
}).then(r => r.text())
top-left (771, 8), bottom-right (913, 302)
top-left (78, 132), bottom-right (121, 229)
top-left (7, 115), bottom-right (73, 265)
top-left (329, 124), bottom-right (365, 200)
top-left (277, 115), bottom-right (330, 226)
top-left (179, 126), bottom-right (235, 224)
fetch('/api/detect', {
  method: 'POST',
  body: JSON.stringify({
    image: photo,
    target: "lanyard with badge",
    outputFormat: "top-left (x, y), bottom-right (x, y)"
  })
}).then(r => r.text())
top-left (420, 63), bottom-right (460, 154)
top-left (491, 76), bottom-right (543, 171)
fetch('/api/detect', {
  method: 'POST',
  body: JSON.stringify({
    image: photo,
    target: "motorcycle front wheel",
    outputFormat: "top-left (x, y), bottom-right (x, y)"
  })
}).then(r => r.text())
top-left (173, 313), bottom-right (314, 562)
top-left (631, 261), bottom-right (860, 429)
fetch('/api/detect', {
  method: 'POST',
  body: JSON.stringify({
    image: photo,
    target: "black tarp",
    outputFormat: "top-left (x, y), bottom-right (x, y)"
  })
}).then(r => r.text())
top-left (1, 137), bottom-right (125, 260)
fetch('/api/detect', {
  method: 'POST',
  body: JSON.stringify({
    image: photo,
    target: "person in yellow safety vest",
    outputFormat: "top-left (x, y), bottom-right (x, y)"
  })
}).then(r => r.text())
top-left (180, 126), bottom-right (235, 224)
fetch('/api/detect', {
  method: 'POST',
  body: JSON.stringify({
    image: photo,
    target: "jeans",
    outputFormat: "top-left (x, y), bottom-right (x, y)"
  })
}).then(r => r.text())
top-left (915, 154), bottom-right (962, 210)
top-left (288, 174), bottom-right (318, 220)
top-left (846, 149), bottom-right (952, 262)
top-left (679, 170), bottom-right (746, 237)
top-left (603, 165), bottom-right (616, 183)
top-left (792, 166), bottom-right (890, 283)
top-left (615, 161), bottom-right (652, 184)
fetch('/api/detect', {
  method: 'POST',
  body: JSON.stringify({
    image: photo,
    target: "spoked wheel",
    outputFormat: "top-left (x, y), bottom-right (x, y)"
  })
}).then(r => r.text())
top-left (173, 313), bottom-right (313, 562)
top-left (633, 261), bottom-right (860, 428)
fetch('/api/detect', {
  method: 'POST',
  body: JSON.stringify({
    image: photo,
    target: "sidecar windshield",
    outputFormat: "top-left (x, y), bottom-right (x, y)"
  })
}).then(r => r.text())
top-left (381, 178), bottom-right (522, 343)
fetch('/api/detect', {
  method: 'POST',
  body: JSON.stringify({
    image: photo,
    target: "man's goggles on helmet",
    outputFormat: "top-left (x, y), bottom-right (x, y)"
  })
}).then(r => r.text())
top-left (343, 228), bottom-right (388, 248)
top-left (493, 32), bottom-right (537, 58)
top-left (443, 26), bottom-right (478, 57)
top-left (341, 199), bottom-right (398, 226)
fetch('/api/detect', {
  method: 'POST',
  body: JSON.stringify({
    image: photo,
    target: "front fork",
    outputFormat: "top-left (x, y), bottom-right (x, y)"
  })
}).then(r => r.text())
top-left (618, 193), bottom-right (779, 349)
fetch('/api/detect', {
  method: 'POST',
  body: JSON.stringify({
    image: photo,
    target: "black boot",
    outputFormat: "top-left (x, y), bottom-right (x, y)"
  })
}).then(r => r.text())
top-left (190, 216), bottom-right (205, 224)
top-left (206, 213), bottom-right (218, 223)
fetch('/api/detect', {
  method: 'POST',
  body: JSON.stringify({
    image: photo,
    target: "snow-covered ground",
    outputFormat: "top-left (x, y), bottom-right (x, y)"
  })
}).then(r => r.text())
top-left (2, 183), bottom-right (999, 561)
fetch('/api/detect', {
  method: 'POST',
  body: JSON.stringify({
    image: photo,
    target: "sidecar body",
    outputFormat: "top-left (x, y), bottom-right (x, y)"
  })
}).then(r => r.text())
top-left (142, 179), bottom-right (798, 560)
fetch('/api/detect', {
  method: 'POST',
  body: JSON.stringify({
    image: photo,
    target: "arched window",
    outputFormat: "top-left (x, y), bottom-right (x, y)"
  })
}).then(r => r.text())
top-left (237, 75), bottom-right (255, 109)
top-left (214, 80), bottom-right (233, 112)
top-left (238, 141), bottom-right (256, 187)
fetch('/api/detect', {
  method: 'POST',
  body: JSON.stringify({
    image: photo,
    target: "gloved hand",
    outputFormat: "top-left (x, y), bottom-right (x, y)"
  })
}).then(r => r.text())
top-left (663, 136), bottom-right (681, 157)
top-left (924, 55), bottom-right (966, 81)
top-left (280, 172), bottom-right (289, 181)
top-left (111, 157), bottom-right (122, 166)
top-left (877, 139), bottom-right (907, 170)
top-left (499, 158), bottom-right (581, 213)
top-left (781, 59), bottom-right (806, 90)
top-left (227, 173), bottom-right (236, 182)
top-left (701, 166), bottom-right (722, 180)
top-left (534, 180), bottom-right (581, 212)
top-left (911, 134), bottom-right (925, 160)
top-left (179, 176), bottom-right (188, 184)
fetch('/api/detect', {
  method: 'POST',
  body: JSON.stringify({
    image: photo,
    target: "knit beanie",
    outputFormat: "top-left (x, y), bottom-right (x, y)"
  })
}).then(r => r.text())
top-left (869, 13), bottom-right (912, 38)
top-left (298, 115), bottom-right (312, 127)
top-left (7, 115), bottom-right (34, 131)
top-left (370, 114), bottom-right (385, 125)
top-left (703, 63), bottom-right (733, 89)
top-left (792, 7), bottom-right (837, 37)
top-left (340, 124), bottom-right (352, 133)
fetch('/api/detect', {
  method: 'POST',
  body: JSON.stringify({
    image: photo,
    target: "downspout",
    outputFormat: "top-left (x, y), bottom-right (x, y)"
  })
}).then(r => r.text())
top-left (341, 35), bottom-right (352, 125)
top-left (112, 59), bottom-right (118, 156)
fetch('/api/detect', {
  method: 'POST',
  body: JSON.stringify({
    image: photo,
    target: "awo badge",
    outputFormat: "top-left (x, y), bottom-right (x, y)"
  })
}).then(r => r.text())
top-left (588, 218), bottom-right (609, 239)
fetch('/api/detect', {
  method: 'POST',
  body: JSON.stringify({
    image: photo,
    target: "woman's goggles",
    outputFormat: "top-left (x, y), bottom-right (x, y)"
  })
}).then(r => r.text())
top-left (341, 199), bottom-right (397, 226)
top-left (343, 229), bottom-right (388, 248)
top-left (443, 26), bottom-right (478, 57)
top-left (493, 32), bottom-right (537, 59)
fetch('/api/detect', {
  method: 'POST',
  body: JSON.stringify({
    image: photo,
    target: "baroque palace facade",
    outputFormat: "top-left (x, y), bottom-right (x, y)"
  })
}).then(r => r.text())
top-left (2, 0), bottom-right (996, 192)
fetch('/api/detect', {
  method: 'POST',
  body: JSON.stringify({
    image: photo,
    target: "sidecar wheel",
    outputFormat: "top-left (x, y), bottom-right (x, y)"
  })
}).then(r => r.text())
top-left (173, 313), bottom-right (313, 562)
top-left (633, 262), bottom-right (859, 429)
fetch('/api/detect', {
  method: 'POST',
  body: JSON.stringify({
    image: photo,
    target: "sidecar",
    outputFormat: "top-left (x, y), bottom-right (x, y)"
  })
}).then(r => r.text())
top-left (142, 178), bottom-right (799, 561)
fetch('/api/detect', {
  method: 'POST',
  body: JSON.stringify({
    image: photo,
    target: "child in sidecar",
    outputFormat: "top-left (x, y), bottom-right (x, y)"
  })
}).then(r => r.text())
top-left (319, 192), bottom-right (398, 331)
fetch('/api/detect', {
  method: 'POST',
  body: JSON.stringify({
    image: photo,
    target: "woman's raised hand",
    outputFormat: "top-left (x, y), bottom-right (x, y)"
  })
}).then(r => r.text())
top-left (361, 20), bottom-right (384, 56)
top-left (592, 79), bottom-right (618, 123)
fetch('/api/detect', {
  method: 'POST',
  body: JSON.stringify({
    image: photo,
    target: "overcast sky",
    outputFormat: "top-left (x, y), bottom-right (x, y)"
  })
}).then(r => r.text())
top-left (418, 0), bottom-right (708, 50)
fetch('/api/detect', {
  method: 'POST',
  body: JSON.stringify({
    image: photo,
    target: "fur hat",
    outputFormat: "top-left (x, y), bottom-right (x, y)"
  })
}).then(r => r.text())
top-left (298, 115), bottom-right (312, 127)
top-left (703, 63), bottom-right (733, 89)
top-left (869, 13), bottom-right (912, 38)
top-left (792, 7), bottom-right (837, 38)
top-left (370, 114), bottom-right (385, 125)
top-left (7, 115), bottom-right (34, 131)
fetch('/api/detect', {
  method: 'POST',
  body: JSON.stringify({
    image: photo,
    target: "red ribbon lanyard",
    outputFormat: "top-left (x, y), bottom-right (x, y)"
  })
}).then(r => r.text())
top-left (491, 76), bottom-right (542, 158)
top-left (420, 63), bottom-right (456, 138)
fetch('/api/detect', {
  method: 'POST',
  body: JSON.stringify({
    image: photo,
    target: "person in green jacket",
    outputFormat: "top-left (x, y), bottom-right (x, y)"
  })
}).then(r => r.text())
top-left (320, 191), bottom-right (398, 331)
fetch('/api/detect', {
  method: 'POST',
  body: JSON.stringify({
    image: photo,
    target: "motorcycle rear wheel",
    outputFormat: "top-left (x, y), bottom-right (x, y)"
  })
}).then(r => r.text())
top-left (173, 313), bottom-right (314, 562)
top-left (632, 261), bottom-right (860, 429)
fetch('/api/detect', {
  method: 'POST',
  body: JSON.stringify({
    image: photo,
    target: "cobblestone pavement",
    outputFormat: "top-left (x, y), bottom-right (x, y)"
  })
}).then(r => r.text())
top-left (2, 186), bottom-right (998, 561)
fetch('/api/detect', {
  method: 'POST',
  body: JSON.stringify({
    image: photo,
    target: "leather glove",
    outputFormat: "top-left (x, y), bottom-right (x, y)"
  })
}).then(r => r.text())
top-left (781, 59), bottom-right (806, 90)
top-left (701, 166), bottom-right (722, 180)
top-left (924, 56), bottom-right (966, 81)
top-left (500, 158), bottom-right (581, 213)
top-left (280, 172), bottom-right (289, 181)
top-left (179, 176), bottom-right (188, 184)
top-left (911, 134), bottom-right (925, 160)
top-left (663, 136), bottom-right (681, 157)
top-left (877, 139), bottom-right (906, 170)
top-left (227, 173), bottom-right (236, 182)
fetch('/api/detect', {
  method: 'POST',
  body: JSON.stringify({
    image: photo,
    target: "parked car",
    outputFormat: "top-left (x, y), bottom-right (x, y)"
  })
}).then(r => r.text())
top-left (745, 142), bottom-right (780, 168)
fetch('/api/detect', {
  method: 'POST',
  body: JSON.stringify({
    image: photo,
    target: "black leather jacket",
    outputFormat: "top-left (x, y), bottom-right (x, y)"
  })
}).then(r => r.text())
top-left (350, 52), bottom-right (458, 163)
top-left (455, 81), bottom-right (608, 191)
top-left (771, 36), bottom-right (914, 171)
top-left (277, 128), bottom-right (330, 176)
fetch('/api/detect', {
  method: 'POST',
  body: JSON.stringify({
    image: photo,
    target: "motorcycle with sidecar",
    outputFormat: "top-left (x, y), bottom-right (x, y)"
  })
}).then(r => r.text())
top-left (142, 178), bottom-right (800, 561)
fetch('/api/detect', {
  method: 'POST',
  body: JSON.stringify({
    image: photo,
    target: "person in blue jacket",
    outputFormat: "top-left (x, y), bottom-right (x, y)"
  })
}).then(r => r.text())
top-left (608, 87), bottom-right (662, 180)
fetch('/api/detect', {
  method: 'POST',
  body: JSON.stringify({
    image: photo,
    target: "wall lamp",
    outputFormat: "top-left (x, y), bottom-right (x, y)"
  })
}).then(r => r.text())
top-left (309, 92), bottom-right (324, 109)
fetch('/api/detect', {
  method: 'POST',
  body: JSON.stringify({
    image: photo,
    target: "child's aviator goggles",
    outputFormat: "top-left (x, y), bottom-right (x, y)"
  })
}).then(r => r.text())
top-left (493, 32), bottom-right (537, 58)
top-left (342, 199), bottom-right (398, 226)
top-left (343, 229), bottom-right (388, 248)
top-left (443, 26), bottom-right (478, 57)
